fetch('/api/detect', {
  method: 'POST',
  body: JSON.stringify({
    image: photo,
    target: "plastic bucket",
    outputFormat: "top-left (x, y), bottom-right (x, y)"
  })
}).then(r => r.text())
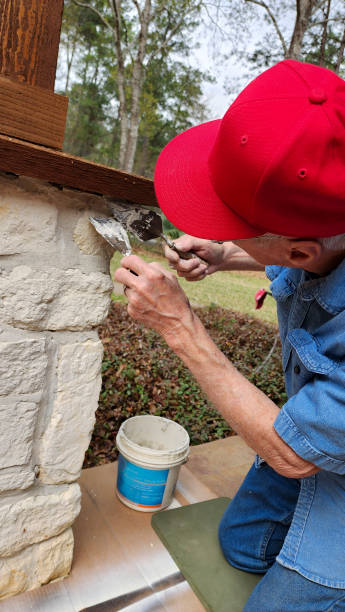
top-left (116, 415), bottom-right (190, 512)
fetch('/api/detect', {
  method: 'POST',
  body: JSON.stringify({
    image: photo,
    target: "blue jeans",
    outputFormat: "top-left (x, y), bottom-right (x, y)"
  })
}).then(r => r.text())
top-left (219, 462), bottom-right (345, 611)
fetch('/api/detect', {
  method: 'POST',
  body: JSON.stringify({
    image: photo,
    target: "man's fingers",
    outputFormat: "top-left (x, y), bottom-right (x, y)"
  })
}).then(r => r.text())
top-left (114, 265), bottom-right (138, 289)
top-left (119, 254), bottom-right (151, 275)
top-left (178, 267), bottom-right (207, 281)
top-left (164, 244), bottom-right (180, 263)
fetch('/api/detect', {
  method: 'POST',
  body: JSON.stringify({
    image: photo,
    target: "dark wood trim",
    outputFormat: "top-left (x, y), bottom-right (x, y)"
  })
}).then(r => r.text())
top-left (0, 76), bottom-right (68, 148)
top-left (0, 134), bottom-right (158, 206)
top-left (0, 0), bottom-right (64, 90)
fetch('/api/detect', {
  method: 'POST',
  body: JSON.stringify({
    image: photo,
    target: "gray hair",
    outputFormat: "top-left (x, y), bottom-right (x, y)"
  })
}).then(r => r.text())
top-left (261, 232), bottom-right (345, 252)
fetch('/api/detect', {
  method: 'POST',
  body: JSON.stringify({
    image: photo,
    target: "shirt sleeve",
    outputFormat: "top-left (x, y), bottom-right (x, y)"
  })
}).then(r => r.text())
top-left (274, 363), bottom-right (345, 474)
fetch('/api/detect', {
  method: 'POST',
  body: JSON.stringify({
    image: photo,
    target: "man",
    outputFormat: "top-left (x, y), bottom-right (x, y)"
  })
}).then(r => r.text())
top-left (115, 60), bottom-right (345, 609)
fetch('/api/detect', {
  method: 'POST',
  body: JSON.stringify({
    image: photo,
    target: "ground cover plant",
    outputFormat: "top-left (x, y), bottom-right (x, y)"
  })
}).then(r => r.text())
top-left (84, 300), bottom-right (285, 468)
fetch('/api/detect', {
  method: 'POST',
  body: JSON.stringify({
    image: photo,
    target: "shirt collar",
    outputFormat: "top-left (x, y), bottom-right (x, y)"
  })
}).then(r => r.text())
top-left (299, 258), bottom-right (345, 314)
top-left (267, 259), bottom-right (345, 315)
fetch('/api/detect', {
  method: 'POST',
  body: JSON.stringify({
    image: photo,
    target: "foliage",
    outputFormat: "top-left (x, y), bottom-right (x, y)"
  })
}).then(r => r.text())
top-left (84, 302), bottom-right (285, 467)
top-left (58, 0), bottom-right (211, 174)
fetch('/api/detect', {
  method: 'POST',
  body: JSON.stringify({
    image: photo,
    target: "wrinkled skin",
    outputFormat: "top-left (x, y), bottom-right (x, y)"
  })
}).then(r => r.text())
top-left (114, 254), bottom-right (194, 343)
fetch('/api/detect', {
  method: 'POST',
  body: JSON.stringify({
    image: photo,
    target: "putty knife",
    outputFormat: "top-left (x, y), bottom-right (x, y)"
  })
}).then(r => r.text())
top-left (89, 216), bottom-right (138, 279)
top-left (106, 199), bottom-right (207, 264)
top-left (89, 216), bottom-right (132, 255)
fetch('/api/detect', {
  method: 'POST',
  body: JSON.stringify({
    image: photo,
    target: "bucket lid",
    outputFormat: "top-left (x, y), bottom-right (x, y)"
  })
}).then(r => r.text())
top-left (116, 415), bottom-right (190, 468)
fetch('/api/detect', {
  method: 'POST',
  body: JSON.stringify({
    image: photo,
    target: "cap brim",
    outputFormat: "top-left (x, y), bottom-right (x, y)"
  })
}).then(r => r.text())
top-left (154, 120), bottom-right (262, 240)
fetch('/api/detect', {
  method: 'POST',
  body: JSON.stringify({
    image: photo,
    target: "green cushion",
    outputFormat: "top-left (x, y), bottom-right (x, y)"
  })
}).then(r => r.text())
top-left (152, 497), bottom-right (262, 612)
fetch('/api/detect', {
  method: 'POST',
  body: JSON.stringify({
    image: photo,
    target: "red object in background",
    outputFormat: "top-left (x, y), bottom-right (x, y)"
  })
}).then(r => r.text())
top-left (255, 288), bottom-right (272, 309)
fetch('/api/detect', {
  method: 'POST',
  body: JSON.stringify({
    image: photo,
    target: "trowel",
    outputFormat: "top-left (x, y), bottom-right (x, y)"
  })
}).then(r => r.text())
top-left (89, 216), bottom-right (132, 255)
top-left (105, 199), bottom-right (207, 264)
top-left (89, 216), bottom-right (139, 281)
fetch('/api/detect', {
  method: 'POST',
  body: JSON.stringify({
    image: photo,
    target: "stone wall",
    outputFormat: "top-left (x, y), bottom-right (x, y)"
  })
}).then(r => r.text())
top-left (0, 172), bottom-right (113, 599)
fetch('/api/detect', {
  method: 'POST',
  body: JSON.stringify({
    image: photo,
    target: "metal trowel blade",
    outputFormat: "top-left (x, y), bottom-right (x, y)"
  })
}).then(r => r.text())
top-left (106, 199), bottom-right (163, 242)
top-left (89, 217), bottom-right (132, 255)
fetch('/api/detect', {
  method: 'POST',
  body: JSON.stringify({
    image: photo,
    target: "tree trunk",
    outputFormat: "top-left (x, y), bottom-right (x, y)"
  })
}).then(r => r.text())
top-left (122, 0), bottom-right (152, 172)
top-left (319, 0), bottom-right (331, 66)
top-left (288, 0), bottom-right (318, 60)
top-left (109, 0), bottom-right (129, 170)
top-left (335, 22), bottom-right (345, 74)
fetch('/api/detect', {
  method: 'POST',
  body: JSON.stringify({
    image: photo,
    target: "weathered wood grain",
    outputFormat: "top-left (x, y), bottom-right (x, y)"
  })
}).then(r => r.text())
top-left (0, 76), bottom-right (68, 148)
top-left (0, 0), bottom-right (64, 90)
top-left (0, 134), bottom-right (158, 206)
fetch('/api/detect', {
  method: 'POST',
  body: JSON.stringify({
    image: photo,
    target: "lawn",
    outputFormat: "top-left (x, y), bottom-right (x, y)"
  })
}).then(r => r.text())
top-left (110, 246), bottom-right (278, 325)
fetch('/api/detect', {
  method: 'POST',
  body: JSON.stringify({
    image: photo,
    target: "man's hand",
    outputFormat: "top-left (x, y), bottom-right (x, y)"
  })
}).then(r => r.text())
top-left (164, 235), bottom-right (265, 280)
top-left (114, 254), bottom-right (195, 343)
top-left (164, 235), bottom-right (225, 281)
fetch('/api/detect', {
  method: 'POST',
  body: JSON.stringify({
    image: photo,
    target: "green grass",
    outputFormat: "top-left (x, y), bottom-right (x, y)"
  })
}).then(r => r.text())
top-left (110, 247), bottom-right (277, 325)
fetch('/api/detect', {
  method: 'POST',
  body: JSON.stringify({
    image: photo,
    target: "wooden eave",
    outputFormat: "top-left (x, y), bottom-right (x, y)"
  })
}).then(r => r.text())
top-left (0, 134), bottom-right (158, 206)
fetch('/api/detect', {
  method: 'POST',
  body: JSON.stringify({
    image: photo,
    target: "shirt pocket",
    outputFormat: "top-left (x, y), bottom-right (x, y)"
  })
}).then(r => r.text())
top-left (287, 328), bottom-right (338, 375)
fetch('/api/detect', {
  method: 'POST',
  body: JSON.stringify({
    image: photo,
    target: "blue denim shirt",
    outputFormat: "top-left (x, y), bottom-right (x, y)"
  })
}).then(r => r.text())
top-left (265, 259), bottom-right (345, 588)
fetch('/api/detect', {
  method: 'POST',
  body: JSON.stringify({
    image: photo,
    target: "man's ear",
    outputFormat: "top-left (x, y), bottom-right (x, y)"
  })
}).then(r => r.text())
top-left (286, 239), bottom-right (322, 267)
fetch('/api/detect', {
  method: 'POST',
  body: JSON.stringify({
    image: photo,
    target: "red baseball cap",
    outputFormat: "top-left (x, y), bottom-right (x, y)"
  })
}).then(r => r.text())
top-left (154, 60), bottom-right (345, 240)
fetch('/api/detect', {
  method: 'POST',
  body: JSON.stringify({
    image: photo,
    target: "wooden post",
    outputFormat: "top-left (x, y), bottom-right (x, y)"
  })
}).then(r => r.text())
top-left (0, 0), bottom-right (68, 149)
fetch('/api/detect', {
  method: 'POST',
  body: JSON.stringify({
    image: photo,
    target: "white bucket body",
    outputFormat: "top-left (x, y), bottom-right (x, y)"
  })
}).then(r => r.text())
top-left (116, 415), bottom-right (190, 512)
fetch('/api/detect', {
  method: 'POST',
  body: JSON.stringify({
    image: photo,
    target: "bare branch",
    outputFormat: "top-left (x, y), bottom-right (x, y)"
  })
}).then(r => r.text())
top-left (146, 3), bottom-right (197, 65)
top-left (72, 0), bottom-right (115, 33)
top-left (244, 0), bottom-right (288, 57)
top-left (131, 0), bottom-right (143, 20)
top-left (308, 16), bottom-right (345, 27)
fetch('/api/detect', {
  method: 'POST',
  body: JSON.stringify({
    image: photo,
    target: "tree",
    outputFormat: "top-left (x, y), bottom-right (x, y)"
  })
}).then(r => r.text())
top-left (61, 0), bottom-right (207, 172)
top-left (242, 0), bottom-right (345, 71)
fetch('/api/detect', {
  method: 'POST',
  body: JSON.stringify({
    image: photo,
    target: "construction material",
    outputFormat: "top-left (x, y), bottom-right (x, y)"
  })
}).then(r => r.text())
top-left (0, 135), bottom-right (158, 205)
top-left (0, 76), bottom-right (68, 149)
top-left (116, 415), bottom-right (190, 512)
top-left (152, 497), bottom-right (262, 612)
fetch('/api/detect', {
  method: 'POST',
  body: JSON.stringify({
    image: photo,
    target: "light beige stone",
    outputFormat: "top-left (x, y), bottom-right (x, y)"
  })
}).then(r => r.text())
top-left (0, 483), bottom-right (80, 557)
top-left (39, 340), bottom-right (103, 483)
top-left (0, 183), bottom-right (58, 255)
top-left (0, 403), bottom-right (38, 468)
top-left (0, 528), bottom-right (73, 600)
top-left (0, 266), bottom-right (112, 330)
top-left (0, 339), bottom-right (47, 395)
top-left (73, 212), bottom-right (107, 255)
top-left (0, 468), bottom-right (35, 493)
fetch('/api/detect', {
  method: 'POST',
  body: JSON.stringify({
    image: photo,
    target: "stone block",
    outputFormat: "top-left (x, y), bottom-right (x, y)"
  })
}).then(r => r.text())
top-left (0, 266), bottom-right (112, 330)
top-left (0, 528), bottom-right (73, 600)
top-left (0, 179), bottom-right (58, 255)
top-left (39, 340), bottom-right (103, 483)
top-left (0, 402), bottom-right (38, 468)
top-left (0, 468), bottom-right (35, 493)
top-left (0, 339), bottom-right (47, 395)
top-left (0, 483), bottom-right (80, 557)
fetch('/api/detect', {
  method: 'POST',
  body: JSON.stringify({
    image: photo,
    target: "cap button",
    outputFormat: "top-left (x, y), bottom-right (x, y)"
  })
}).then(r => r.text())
top-left (309, 88), bottom-right (327, 104)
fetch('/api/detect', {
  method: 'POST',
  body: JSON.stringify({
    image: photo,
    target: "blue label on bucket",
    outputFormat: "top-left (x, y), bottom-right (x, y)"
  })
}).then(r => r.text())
top-left (117, 455), bottom-right (169, 507)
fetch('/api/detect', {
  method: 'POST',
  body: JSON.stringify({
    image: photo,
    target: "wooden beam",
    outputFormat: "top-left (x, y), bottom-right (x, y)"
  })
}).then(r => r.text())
top-left (0, 0), bottom-right (64, 90)
top-left (0, 77), bottom-right (68, 149)
top-left (0, 0), bottom-right (68, 149)
top-left (0, 134), bottom-right (158, 207)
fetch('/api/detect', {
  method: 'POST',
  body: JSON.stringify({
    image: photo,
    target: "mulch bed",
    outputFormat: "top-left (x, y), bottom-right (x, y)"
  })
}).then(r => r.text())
top-left (84, 302), bottom-right (285, 468)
